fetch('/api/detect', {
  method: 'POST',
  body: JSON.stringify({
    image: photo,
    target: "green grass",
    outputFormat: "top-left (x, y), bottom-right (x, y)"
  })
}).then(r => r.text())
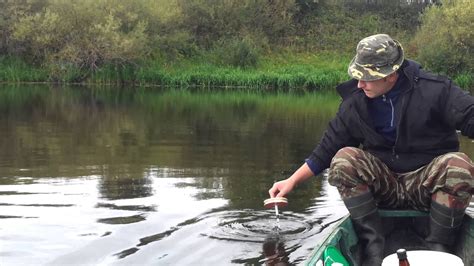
top-left (454, 73), bottom-right (474, 91)
top-left (128, 51), bottom-right (350, 91)
top-left (0, 57), bottom-right (48, 82)
top-left (1, 53), bottom-right (472, 93)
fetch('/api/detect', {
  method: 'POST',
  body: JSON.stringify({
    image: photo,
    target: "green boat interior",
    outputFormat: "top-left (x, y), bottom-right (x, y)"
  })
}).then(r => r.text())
top-left (306, 210), bottom-right (474, 265)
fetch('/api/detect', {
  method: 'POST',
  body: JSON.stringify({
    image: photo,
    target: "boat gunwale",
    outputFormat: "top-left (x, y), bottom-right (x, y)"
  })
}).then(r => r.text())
top-left (304, 210), bottom-right (474, 265)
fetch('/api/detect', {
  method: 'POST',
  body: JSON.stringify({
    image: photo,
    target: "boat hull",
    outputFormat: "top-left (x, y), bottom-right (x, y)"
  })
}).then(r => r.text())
top-left (305, 210), bottom-right (474, 265)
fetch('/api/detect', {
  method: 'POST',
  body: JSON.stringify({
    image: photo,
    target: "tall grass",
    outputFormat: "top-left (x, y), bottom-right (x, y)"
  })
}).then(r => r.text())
top-left (0, 57), bottom-right (48, 82)
top-left (2, 53), bottom-right (472, 92)
top-left (131, 51), bottom-right (350, 91)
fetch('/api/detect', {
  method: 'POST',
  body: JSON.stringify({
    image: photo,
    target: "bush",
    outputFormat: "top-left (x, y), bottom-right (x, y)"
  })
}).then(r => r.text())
top-left (154, 31), bottom-right (199, 60)
top-left (12, 0), bottom-right (151, 81)
top-left (211, 38), bottom-right (259, 68)
top-left (177, 0), bottom-right (296, 49)
top-left (412, 0), bottom-right (474, 76)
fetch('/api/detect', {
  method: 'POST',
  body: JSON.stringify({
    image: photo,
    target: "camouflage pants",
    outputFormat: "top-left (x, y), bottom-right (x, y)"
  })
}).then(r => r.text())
top-left (327, 147), bottom-right (474, 211)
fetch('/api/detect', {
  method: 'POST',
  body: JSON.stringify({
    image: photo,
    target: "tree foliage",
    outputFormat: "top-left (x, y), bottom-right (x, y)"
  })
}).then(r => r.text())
top-left (0, 0), bottom-right (48, 55)
top-left (1, 0), bottom-right (469, 82)
top-left (412, 0), bottom-right (473, 75)
top-left (12, 0), bottom-right (151, 81)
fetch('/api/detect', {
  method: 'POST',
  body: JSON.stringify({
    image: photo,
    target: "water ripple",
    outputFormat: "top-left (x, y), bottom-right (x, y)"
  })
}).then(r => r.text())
top-left (202, 209), bottom-right (324, 243)
top-left (110, 208), bottom-right (325, 263)
top-left (97, 214), bottom-right (147, 225)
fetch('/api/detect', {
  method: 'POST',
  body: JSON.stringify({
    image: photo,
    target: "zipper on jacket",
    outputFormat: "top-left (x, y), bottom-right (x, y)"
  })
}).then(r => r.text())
top-left (392, 95), bottom-right (405, 161)
top-left (391, 146), bottom-right (399, 161)
top-left (391, 75), bottom-right (417, 161)
top-left (382, 95), bottom-right (395, 127)
top-left (389, 99), bottom-right (395, 127)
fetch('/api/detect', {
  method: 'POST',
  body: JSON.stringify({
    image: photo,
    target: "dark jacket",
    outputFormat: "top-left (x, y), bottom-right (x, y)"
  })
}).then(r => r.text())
top-left (307, 60), bottom-right (474, 173)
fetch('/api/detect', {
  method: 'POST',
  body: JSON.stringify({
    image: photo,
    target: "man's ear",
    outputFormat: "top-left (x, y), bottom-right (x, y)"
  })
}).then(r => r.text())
top-left (387, 72), bottom-right (399, 83)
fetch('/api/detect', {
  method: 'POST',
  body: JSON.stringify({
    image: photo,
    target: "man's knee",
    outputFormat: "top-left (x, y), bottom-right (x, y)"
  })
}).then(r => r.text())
top-left (332, 147), bottom-right (363, 162)
top-left (444, 152), bottom-right (474, 172)
top-left (430, 152), bottom-right (474, 204)
top-left (442, 152), bottom-right (474, 193)
top-left (329, 147), bottom-right (364, 172)
top-left (328, 147), bottom-right (367, 193)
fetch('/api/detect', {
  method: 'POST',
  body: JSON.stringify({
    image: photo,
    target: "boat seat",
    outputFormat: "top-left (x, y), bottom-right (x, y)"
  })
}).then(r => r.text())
top-left (378, 209), bottom-right (431, 256)
top-left (378, 209), bottom-right (429, 217)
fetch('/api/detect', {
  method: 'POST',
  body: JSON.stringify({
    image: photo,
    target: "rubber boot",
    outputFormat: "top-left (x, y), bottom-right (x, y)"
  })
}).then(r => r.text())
top-left (343, 192), bottom-right (384, 266)
top-left (425, 201), bottom-right (465, 252)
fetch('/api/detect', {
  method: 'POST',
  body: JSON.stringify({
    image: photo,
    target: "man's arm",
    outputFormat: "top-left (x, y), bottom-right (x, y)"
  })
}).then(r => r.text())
top-left (445, 81), bottom-right (474, 138)
top-left (268, 102), bottom-right (359, 198)
top-left (268, 163), bottom-right (314, 198)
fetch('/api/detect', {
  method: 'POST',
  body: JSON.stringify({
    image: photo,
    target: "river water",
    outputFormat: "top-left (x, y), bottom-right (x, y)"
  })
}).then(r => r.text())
top-left (0, 85), bottom-right (472, 265)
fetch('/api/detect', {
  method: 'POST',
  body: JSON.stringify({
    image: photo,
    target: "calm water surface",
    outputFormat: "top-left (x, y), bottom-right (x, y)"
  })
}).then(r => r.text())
top-left (0, 85), bottom-right (472, 265)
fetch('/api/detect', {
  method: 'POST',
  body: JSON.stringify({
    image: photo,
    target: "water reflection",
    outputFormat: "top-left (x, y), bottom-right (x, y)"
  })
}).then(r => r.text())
top-left (262, 233), bottom-right (291, 265)
top-left (99, 171), bottom-right (153, 200)
top-left (0, 84), bottom-right (472, 265)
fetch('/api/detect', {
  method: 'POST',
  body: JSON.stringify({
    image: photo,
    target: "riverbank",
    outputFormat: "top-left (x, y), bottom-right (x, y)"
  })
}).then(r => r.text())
top-left (0, 52), bottom-right (472, 91)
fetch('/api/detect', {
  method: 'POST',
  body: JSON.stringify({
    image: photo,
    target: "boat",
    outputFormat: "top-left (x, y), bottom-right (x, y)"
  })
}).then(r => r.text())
top-left (305, 209), bottom-right (474, 265)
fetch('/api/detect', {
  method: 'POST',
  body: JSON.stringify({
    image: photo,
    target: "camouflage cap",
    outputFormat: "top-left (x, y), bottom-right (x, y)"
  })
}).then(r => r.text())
top-left (348, 34), bottom-right (404, 81)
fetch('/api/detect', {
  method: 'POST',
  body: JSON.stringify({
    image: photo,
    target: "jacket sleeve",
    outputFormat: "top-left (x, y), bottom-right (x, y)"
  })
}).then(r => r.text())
top-left (444, 81), bottom-right (474, 138)
top-left (306, 102), bottom-right (360, 171)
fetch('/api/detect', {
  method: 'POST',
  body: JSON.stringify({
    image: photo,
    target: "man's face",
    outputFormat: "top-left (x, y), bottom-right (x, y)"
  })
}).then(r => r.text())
top-left (357, 73), bottom-right (398, 98)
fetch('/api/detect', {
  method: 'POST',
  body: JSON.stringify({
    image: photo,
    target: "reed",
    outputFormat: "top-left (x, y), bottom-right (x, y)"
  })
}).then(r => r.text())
top-left (129, 52), bottom-right (350, 92)
top-left (2, 54), bottom-right (472, 93)
top-left (0, 57), bottom-right (48, 82)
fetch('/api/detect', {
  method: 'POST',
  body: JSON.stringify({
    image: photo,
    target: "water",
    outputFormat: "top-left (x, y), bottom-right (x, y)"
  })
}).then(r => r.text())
top-left (0, 85), bottom-right (472, 265)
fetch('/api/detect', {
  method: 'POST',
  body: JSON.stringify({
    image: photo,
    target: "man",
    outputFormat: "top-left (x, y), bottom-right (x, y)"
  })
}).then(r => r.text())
top-left (268, 34), bottom-right (474, 266)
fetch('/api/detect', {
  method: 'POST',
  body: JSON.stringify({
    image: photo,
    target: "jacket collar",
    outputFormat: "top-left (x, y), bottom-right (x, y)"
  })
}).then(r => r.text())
top-left (336, 79), bottom-right (359, 100)
top-left (401, 59), bottom-right (422, 89)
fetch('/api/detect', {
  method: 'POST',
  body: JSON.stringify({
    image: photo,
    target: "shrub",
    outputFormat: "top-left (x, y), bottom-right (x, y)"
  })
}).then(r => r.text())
top-left (12, 0), bottom-right (150, 81)
top-left (177, 0), bottom-right (296, 49)
top-left (154, 31), bottom-right (199, 60)
top-left (412, 0), bottom-right (473, 76)
top-left (225, 38), bottom-right (260, 69)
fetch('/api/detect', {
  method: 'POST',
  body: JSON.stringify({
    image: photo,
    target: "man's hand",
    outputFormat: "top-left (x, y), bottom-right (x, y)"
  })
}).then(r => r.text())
top-left (268, 178), bottom-right (296, 198)
top-left (268, 163), bottom-right (315, 198)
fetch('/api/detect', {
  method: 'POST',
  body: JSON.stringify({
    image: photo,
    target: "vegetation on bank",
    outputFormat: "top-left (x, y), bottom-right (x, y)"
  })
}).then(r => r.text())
top-left (0, 0), bottom-right (472, 90)
top-left (1, 52), bottom-right (351, 91)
